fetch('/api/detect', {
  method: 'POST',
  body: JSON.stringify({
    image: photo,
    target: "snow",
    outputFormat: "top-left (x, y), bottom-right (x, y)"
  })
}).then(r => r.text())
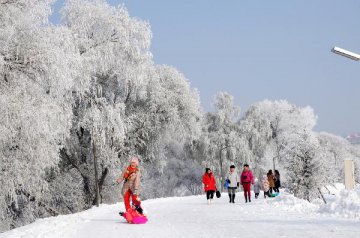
top-left (265, 191), bottom-right (319, 213)
top-left (319, 185), bottom-right (360, 220)
top-left (1, 191), bottom-right (360, 238)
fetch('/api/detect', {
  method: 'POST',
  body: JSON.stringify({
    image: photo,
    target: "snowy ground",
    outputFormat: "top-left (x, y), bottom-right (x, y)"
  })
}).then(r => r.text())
top-left (1, 191), bottom-right (360, 238)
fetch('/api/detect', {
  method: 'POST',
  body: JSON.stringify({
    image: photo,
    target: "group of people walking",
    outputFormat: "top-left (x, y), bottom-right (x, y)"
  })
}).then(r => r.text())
top-left (116, 155), bottom-right (281, 216)
top-left (256, 169), bottom-right (281, 198)
top-left (202, 164), bottom-right (281, 204)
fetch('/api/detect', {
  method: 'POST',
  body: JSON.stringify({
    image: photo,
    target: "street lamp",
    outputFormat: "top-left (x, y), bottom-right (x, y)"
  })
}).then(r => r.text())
top-left (331, 46), bottom-right (358, 189)
top-left (331, 46), bottom-right (360, 61)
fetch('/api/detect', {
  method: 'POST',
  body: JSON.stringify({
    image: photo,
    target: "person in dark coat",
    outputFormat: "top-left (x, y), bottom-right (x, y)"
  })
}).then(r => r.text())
top-left (267, 170), bottom-right (276, 195)
top-left (274, 170), bottom-right (281, 193)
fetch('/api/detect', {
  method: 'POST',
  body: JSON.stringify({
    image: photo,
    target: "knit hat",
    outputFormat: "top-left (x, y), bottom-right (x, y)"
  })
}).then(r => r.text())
top-left (130, 156), bottom-right (139, 166)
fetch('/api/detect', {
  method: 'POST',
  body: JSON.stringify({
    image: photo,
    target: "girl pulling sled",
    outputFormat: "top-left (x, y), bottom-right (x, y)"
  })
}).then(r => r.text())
top-left (117, 156), bottom-right (148, 224)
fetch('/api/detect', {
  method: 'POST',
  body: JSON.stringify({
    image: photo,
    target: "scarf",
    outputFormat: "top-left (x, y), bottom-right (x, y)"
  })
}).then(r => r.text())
top-left (123, 166), bottom-right (139, 180)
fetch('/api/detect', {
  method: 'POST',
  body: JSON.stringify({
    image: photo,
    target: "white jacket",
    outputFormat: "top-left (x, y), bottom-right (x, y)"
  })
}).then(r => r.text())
top-left (226, 171), bottom-right (240, 188)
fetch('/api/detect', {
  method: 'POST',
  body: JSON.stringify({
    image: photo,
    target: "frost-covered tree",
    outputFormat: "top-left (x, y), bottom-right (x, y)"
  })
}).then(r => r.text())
top-left (239, 100), bottom-right (278, 173)
top-left (0, 0), bottom-right (203, 231)
top-left (317, 132), bottom-right (353, 184)
top-left (141, 142), bottom-right (203, 199)
top-left (0, 0), bottom-right (81, 230)
top-left (133, 65), bottom-right (201, 162)
top-left (239, 99), bottom-right (332, 201)
top-left (239, 100), bottom-right (317, 177)
top-left (200, 92), bottom-right (248, 190)
top-left (284, 130), bottom-right (325, 201)
top-left (127, 65), bottom-right (202, 197)
top-left (48, 0), bottom-right (203, 214)
top-left (350, 145), bottom-right (360, 183)
top-left (52, 0), bottom-right (152, 210)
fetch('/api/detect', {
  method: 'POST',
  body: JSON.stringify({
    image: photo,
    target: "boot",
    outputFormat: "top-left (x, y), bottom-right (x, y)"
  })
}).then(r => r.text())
top-left (229, 194), bottom-right (232, 203)
top-left (134, 204), bottom-right (143, 214)
top-left (245, 195), bottom-right (248, 203)
top-left (207, 199), bottom-right (210, 205)
top-left (232, 194), bottom-right (236, 203)
top-left (249, 197), bottom-right (251, 203)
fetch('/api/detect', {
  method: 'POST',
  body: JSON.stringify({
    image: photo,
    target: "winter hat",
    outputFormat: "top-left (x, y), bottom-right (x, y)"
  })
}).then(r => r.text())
top-left (130, 156), bottom-right (139, 166)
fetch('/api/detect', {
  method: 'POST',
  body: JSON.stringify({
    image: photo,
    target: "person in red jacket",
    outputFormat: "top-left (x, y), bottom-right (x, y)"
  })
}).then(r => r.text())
top-left (240, 164), bottom-right (254, 203)
top-left (202, 168), bottom-right (217, 205)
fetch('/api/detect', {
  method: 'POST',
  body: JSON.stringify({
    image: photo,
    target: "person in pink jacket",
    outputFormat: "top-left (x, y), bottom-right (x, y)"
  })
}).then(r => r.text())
top-left (240, 164), bottom-right (254, 203)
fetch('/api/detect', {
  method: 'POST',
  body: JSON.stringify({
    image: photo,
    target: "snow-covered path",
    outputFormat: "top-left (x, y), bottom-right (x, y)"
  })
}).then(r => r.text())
top-left (1, 192), bottom-right (360, 238)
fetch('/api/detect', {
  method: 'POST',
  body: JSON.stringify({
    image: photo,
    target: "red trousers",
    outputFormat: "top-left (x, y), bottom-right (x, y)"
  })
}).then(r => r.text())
top-left (243, 183), bottom-right (251, 199)
top-left (124, 189), bottom-right (141, 211)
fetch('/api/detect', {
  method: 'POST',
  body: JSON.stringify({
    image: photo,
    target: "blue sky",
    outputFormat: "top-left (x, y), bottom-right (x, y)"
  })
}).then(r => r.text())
top-left (50, 0), bottom-right (360, 136)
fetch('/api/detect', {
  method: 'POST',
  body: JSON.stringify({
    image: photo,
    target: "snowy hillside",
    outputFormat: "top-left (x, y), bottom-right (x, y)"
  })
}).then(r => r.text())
top-left (1, 191), bottom-right (359, 238)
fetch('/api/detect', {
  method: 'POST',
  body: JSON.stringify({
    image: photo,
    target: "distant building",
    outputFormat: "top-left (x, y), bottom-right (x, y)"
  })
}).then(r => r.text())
top-left (346, 133), bottom-right (360, 145)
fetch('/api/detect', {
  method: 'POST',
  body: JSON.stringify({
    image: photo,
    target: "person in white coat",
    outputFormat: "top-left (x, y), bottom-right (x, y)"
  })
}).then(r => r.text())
top-left (226, 165), bottom-right (240, 203)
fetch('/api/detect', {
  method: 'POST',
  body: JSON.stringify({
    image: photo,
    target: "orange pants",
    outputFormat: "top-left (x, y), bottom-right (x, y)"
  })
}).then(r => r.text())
top-left (124, 189), bottom-right (141, 211)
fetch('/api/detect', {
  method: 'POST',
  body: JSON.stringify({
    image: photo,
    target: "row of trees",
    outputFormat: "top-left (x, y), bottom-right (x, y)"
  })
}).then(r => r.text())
top-left (0, 0), bottom-right (359, 232)
top-left (202, 95), bottom-right (360, 200)
top-left (0, 0), bottom-right (203, 231)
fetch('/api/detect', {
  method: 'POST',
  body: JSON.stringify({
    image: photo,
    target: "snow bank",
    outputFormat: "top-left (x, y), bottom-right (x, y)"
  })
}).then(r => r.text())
top-left (324, 183), bottom-right (345, 195)
top-left (263, 185), bottom-right (360, 220)
top-left (265, 191), bottom-right (319, 213)
top-left (319, 185), bottom-right (360, 220)
top-left (0, 204), bottom-right (116, 238)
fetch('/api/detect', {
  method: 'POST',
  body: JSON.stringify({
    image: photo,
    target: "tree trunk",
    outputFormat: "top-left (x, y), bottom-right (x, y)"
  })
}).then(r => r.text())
top-left (97, 168), bottom-right (109, 204)
top-left (318, 187), bottom-right (327, 204)
top-left (219, 150), bottom-right (225, 192)
top-left (92, 139), bottom-right (100, 207)
top-left (273, 156), bottom-right (276, 172)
